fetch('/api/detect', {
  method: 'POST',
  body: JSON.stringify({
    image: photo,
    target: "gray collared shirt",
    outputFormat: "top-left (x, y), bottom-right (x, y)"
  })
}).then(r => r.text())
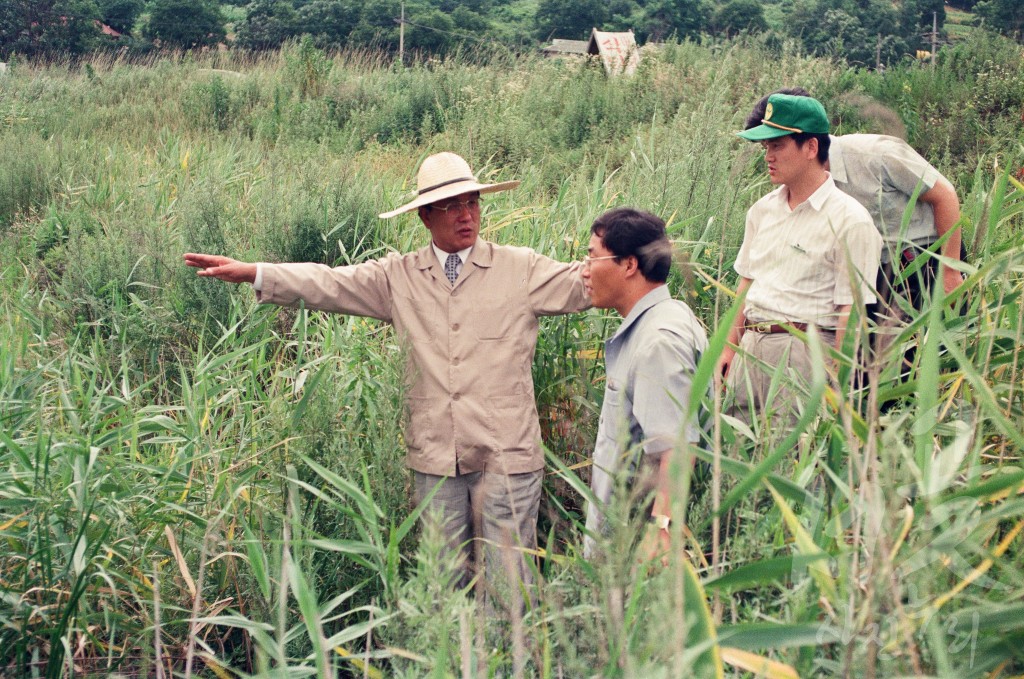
top-left (829, 134), bottom-right (944, 262)
top-left (584, 286), bottom-right (708, 556)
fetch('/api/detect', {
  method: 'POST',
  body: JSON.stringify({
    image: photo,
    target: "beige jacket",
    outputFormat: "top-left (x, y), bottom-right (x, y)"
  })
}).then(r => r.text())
top-left (259, 240), bottom-right (589, 476)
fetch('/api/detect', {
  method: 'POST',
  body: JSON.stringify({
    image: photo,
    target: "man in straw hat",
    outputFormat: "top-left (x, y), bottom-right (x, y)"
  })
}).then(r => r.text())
top-left (717, 94), bottom-right (882, 428)
top-left (185, 152), bottom-right (589, 600)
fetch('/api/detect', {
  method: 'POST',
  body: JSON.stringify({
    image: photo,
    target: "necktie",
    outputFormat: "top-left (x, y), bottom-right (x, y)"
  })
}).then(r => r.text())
top-left (445, 253), bottom-right (460, 285)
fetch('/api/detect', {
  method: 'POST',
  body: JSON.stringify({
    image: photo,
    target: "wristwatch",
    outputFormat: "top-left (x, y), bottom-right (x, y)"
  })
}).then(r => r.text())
top-left (651, 514), bottom-right (671, 531)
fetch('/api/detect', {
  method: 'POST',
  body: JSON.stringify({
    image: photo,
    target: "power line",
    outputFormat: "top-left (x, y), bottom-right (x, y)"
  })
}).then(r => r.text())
top-left (393, 17), bottom-right (496, 46)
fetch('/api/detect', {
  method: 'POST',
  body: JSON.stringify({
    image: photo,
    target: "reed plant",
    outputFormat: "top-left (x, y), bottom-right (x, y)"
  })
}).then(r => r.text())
top-left (0, 35), bottom-right (1022, 677)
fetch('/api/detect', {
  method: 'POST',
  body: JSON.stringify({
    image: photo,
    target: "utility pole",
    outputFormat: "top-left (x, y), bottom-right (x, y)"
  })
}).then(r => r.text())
top-left (399, 2), bottom-right (405, 66)
top-left (920, 11), bottom-right (940, 70)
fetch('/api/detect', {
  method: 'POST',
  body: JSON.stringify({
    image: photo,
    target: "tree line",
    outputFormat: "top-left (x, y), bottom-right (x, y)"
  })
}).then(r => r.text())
top-left (0, 0), bottom-right (1021, 65)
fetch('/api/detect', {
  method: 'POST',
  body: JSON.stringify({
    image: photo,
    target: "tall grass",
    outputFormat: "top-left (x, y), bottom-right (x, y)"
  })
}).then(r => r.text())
top-left (1, 34), bottom-right (1023, 676)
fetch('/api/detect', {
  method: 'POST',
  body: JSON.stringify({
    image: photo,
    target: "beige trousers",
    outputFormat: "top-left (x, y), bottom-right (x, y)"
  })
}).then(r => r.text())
top-left (413, 469), bottom-right (542, 607)
top-left (727, 329), bottom-right (835, 435)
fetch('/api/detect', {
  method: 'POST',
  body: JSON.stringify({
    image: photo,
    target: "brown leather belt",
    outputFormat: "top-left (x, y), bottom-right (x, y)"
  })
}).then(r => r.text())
top-left (744, 321), bottom-right (808, 334)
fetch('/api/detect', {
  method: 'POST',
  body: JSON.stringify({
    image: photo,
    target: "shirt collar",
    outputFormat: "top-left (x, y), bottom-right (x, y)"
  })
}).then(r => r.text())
top-left (611, 285), bottom-right (671, 341)
top-left (432, 243), bottom-right (473, 269)
top-left (806, 173), bottom-right (837, 211)
top-left (776, 172), bottom-right (837, 213)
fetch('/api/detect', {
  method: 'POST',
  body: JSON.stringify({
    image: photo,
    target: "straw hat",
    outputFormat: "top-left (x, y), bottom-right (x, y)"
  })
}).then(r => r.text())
top-left (379, 152), bottom-right (520, 219)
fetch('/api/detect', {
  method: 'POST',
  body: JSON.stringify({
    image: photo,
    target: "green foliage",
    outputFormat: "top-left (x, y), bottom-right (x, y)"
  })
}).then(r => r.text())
top-left (0, 0), bottom-right (1001, 67)
top-left (402, 6), bottom-right (491, 54)
top-left (711, 0), bottom-right (769, 36)
top-left (640, 0), bottom-right (710, 42)
top-left (535, 0), bottom-right (606, 40)
top-left (917, 0), bottom-right (947, 27)
top-left (144, 0), bottom-right (226, 49)
top-left (184, 76), bottom-right (234, 130)
top-left (96, 0), bottom-right (142, 34)
top-left (0, 0), bottom-right (101, 59)
top-left (0, 37), bottom-right (1022, 677)
top-left (261, 168), bottom-right (384, 266)
top-left (0, 134), bottom-right (56, 230)
top-left (785, 0), bottom-right (944, 68)
top-left (234, 0), bottom-right (301, 50)
top-left (282, 36), bottom-right (333, 99)
top-left (296, 0), bottom-right (361, 49)
top-left (346, 0), bottom-right (400, 50)
top-left (851, 30), bottom-right (1024, 185)
top-left (975, 0), bottom-right (1024, 38)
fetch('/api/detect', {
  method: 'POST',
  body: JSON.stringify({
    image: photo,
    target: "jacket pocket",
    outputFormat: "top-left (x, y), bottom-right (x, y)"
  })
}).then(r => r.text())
top-left (598, 384), bottom-right (627, 447)
top-left (404, 395), bottom-right (442, 454)
top-left (487, 394), bottom-right (539, 455)
top-left (393, 295), bottom-right (438, 342)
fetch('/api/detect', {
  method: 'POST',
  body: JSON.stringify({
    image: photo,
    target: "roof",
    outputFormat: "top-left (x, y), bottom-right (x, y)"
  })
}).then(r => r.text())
top-left (541, 39), bottom-right (589, 56)
top-left (587, 29), bottom-right (640, 76)
top-left (98, 22), bottom-right (121, 38)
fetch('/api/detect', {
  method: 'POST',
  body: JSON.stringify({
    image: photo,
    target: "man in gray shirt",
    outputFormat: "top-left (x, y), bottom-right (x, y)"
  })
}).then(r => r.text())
top-left (580, 207), bottom-right (708, 560)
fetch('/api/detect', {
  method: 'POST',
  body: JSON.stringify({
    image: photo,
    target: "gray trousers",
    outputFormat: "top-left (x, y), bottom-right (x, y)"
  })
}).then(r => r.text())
top-left (413, 468), bottom-right (542, 604)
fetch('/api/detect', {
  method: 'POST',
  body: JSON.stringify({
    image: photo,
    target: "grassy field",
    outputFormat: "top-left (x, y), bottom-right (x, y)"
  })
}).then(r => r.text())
top-left (945, 5), bottom-right (979, 42)
top-left (1, 30), bottom-right (1023, 677)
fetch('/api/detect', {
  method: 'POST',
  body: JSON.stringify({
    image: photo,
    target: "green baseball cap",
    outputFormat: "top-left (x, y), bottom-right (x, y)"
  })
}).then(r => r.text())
top-left (737, 93), bottom-right (830, 141)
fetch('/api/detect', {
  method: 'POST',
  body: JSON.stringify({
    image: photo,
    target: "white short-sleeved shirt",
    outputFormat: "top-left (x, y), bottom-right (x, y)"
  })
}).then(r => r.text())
top-left (830, 134), bottom-right (945, 261)
top-left (735, 174), bottom-right (882, 328)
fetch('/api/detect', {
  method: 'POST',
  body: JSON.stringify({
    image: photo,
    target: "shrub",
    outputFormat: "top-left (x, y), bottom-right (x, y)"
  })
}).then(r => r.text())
top-left (144, 0), bottom-right (226, 49)
top-left (0, 134), bottom-right (57, 230)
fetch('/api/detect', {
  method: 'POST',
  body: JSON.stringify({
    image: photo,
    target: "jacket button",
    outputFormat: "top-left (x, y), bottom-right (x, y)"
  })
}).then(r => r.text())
top-left (453, 393), bottom-right (461, 401)
top-left (452, 323), bottom-right (460, 331)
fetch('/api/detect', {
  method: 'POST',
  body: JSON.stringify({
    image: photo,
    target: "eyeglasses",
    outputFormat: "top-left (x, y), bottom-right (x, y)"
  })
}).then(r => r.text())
top-left (430, 197), bottom-right (481, 213)
top-left (582, 255), bottom-right (619, 268)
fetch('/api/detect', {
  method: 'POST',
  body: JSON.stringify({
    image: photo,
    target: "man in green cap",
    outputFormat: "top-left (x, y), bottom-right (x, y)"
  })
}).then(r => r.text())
top-left (717, 94), bottom-right (883, 426)
top-left (745, 88), bottom-right (964, 305)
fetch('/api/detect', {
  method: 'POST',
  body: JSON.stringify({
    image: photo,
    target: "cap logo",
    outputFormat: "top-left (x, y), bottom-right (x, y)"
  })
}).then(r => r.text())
top-left (765, 102), bottom-right (774, 120)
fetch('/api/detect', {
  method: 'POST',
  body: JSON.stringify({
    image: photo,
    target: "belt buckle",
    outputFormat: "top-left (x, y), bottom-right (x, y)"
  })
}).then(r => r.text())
top-left (751, 321), bottom-right (772, 333)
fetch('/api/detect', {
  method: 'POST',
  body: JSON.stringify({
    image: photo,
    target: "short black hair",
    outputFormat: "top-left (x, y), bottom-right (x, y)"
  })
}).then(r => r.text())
top-left (590, 208), bottom-right (672, 283)
top-left (791, 131), bottom-right (831, 165)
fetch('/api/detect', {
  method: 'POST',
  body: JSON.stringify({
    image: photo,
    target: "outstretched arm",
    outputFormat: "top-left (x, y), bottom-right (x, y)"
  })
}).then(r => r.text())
top-left (184, 253), bottom-right (257, 285)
